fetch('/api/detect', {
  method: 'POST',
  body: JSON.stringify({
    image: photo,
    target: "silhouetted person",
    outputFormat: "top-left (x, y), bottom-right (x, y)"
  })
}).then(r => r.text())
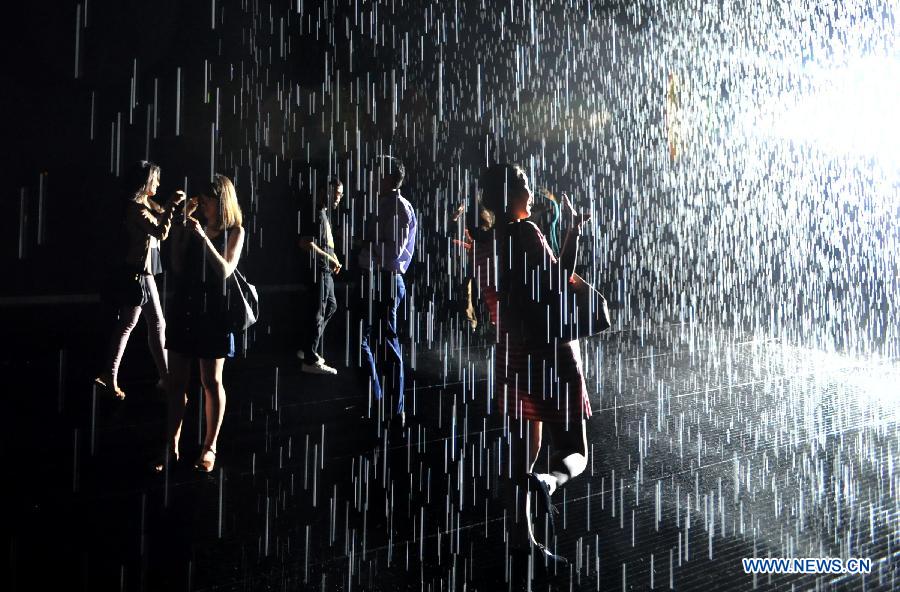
top-left (297, 176), bottom-right (343, 374)
top-left (95, 160), bottom-right (184, 399)
top-left (357, 156), bottom-right (416, 423)
top-left (159, 174), bottom-right (245, 473)
top-left (474, 163), bottom-right (591, 574)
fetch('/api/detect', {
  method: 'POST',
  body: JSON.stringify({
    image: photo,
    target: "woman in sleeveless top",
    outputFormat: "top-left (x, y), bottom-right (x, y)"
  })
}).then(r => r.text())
top-left (95, 160), bottom-right (184, 399)
top-left (473, 163), bottom-right (591, 569)
top-left (158, 174), bottom-right (245, 473)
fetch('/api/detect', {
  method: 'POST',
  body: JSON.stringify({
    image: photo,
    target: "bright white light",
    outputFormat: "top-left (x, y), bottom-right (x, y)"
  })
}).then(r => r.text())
top-left (788, 345), bottom-right (900, 418)
top-left (767, 57), bottom-right (900, 166)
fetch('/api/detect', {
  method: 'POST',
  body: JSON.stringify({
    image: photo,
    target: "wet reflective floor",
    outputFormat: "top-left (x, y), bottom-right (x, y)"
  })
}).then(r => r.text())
top-left (4, 315), bottom-right (898, 591)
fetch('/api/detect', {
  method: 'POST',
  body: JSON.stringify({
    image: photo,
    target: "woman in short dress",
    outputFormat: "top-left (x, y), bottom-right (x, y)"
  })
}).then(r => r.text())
top-left (473, 163), bottom-right (591, 568)
top-left (159, 174), bottom-right (244, 473)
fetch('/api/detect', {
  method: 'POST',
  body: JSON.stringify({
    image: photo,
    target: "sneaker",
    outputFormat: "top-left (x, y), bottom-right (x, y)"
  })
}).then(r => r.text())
top-left (301, 360), bottom-right (337, 375)
top-left (296, 350), bottom-right (324, 363)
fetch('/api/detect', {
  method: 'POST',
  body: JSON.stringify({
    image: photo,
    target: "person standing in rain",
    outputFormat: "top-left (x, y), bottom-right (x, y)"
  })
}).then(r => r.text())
top-left (357, 156), bottom-right (416, 424)
top-left (297, 176), bottom-right (344, 375)
top-left (474, 163), bottom-right (592, 575)
top-left (95, 160), bottom-right (184, 400)
top-left (159, 174), bottom-right (245, 473)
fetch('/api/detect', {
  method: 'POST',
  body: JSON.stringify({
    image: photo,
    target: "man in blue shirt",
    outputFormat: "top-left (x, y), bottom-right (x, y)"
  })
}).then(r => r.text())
top-left (357, 156), bottom-right (416, 421)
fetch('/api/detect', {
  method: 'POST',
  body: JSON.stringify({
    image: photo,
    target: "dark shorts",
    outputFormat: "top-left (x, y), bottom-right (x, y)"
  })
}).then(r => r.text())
top-left (166, 315), bottom-right (235, 359)
top-left (166, 326), bottom-right (235, 359)
top-left (105, 267), bottom-right (153, 307)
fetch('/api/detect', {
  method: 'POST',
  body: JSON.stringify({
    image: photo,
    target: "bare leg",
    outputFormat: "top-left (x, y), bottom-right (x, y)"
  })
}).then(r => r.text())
top-left (534, 343), bottom-right (590, 495)
top-left (98, 305), bottom-right (142, 393)
top-left (165, 350), bottom-right (192, 459)
top-left (197, 357), bottom-right (226, 470)
top-left (141, 275), bottom-right (168, 384)
top-left (534, 419), bottom-right (588, 496)
top-left (504, 416), bottom-right (543, 547)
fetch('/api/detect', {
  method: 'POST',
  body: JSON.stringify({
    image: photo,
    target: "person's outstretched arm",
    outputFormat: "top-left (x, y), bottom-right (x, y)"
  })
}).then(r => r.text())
top-left (131, 191), bottom-right (185, 241)
top-left (557, 193), bottom-right (588, 276)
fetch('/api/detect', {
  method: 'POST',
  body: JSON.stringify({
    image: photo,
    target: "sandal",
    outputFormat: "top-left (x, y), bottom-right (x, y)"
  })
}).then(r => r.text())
top-left (528, 473), bottom-right (559, 539)
top-left (94, 375), bottom-right (126, 400)
top-left (509, 543), bottom-right (569, 585)
top-left (534, 543), bottom-right (569, 578)
top-left (152, 448), bottom-right (180, 474)
top-left (194, 447), bottom-right (216, 473)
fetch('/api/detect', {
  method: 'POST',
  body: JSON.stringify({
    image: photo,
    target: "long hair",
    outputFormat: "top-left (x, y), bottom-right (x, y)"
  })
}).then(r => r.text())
top-left (478, 163), bottom-right (528, 230)
top-left (204, 174), bottom-right (243, 231)
top-left (125, 160), bottom-right (163, 212)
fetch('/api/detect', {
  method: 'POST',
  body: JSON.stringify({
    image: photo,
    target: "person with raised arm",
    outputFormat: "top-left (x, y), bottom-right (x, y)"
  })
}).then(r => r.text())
top-left (158, 174), bottom-right (244, 473)
top-left (473, 163), bottom-right (592, 575)
top-left (95, 160), bottom-right (184, 400)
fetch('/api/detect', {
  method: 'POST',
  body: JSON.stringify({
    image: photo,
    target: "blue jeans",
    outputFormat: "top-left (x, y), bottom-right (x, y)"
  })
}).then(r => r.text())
top-left (360, 271), bottom-right (406, 414)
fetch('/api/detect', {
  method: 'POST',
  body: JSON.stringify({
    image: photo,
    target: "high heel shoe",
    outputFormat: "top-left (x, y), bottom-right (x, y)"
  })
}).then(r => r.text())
top-left (152, 449), bottom-right (179, 474)
top-left (509, 543), bottom-right (569, 585)
top-left (194, 447), bottom-right (216, 472)
top-left (528, 473), bottom-right (559, 537)
top-left (534, 542), bottom-right (569, 577)
top-left (94, 375), bottom-right (126, 400)
top-left (508, 474), bottom-right (567, 583)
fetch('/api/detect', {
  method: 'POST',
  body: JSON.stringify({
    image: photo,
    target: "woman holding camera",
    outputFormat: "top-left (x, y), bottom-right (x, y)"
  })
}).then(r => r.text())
top-left (158, 174), bottom-right (244, 473)
top-left (95, 160), bottom-right (184, 399)
top-left (474, 163), bottom-right (591, 570)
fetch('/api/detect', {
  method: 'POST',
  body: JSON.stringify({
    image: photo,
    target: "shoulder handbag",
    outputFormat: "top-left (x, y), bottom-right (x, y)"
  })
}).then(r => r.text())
top-left (504, 223), bottom-right (611, 343)
top-left (516, 272), bottom-right (611, 343)
top-left (558, 272), bottom-right (611, 340)
top-left (226, 268), bottom-right (259, 332)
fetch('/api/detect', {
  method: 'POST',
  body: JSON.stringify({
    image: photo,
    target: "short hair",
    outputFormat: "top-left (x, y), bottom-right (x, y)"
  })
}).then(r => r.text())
top-left (478, 163), bottom-right (528, 229)
top-left (380, 156), bottom-right (405, 189)
top-left (315, 176), bottom-right (343, 207)
top-left (203, 174), bottom-right (243, 231)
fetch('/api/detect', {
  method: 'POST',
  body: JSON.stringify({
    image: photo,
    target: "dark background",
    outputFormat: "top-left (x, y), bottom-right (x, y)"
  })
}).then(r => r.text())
top-left (2, 2), bottom-right (898, 591)
top-left (2, 2), bottom-right (897, 396)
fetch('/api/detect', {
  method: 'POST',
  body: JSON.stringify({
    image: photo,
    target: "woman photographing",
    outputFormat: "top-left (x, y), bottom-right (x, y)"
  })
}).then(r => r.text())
top-left (474, 163), bottom-right (592, 573)
top-left (95, 160), bottom-right (184, 399)
top-left (159, 174), bottom-right (244, 473)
